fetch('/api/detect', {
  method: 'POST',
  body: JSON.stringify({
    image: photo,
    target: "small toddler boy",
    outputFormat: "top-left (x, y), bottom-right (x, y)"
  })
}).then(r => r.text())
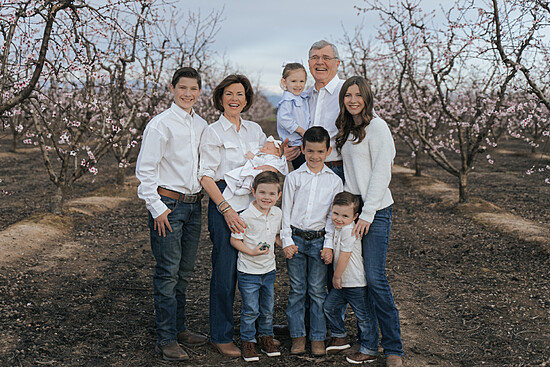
top-left (230, 171), bottom-right (283, 362)
top-left (323, 191), bottom-right (376, 363)
top-left (281, 126), bottom-right (343, 356)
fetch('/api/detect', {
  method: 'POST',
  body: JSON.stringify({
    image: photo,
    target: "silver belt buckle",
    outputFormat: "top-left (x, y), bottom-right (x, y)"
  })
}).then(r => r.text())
top-left (182, 194), bottom-right (197, 203)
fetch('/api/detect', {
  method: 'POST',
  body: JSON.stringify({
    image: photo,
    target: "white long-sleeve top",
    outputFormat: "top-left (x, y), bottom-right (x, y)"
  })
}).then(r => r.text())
top-left (281, 164), bottom-right (343, 248)
top-left (198, 114), bottom-right (267, 181)
top-left (136, 102), bottom-right (207, 218)
top-left (341, 117), bottom-right (395, 223)
top-left (305, 76), bottom-right (344, 162)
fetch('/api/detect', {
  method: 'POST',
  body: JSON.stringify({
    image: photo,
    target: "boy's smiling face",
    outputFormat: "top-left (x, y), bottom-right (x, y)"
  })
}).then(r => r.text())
top-left (331, 204), bottom-right (358, 229)
top-left (302, 141), bottom-right (332, 173)
top-left (171, 77), bottom-right (201, 113)
top-left (252, 183), bottom-right (281, 212)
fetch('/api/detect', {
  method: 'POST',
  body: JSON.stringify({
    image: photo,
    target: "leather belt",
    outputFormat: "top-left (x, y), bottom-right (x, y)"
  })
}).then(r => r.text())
top-left (157, 187), bottom-right (203, 203)
top-left (291, 225), bottom-right (326, 240)
top-left (325, 160), bottom-right (343, 168)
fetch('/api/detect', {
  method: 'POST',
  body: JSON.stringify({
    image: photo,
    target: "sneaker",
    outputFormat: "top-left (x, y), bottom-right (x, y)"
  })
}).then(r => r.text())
top-left (290, 336), bottom-right (306, 355)
top-left (242, 341), bottom-right (259, 362)
top-left (311, 340), bottom-right (325, 356)
top-left (326, 336), bottom-right (351, 354)
top-left (346, 352), bottom-right (377, 364)
top-left (259, 336), bottom-right (280, 357)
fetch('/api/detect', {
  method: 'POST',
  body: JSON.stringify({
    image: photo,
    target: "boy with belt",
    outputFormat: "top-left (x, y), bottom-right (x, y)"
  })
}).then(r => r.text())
top-left (136, 67), bottom-right (208, 361)
top-left (281, 126), bottom-right (343, 356)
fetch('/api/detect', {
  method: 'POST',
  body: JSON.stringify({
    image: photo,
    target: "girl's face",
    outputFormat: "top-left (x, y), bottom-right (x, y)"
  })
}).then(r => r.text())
top-left (282, 69), bottom-right (307, 96)
top-left (222, 83), bottom-right (247, 117)
top-left (343, 84), bottom-right (365, 116)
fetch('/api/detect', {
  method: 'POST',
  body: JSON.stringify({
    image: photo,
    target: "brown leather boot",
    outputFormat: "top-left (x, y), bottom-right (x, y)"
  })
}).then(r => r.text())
top-left (326, 336), bottom-right (350, 354)
top-left (212, 341), bottom-right (241, 357)
top-left (311, 340), bottom-right (326, 356)
top-left (155, 341), bottom-right (189, 361)
top-left (177, 329), bottom-right (208, 346)
top-left (386, 355), bottom-right (403, 367)
top-left (290, 336), bottom-right (306, 355)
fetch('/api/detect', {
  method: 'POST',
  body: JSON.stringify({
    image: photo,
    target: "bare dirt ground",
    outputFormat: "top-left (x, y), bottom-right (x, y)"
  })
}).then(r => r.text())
top-left (1, 132), bottom-right (549, 367)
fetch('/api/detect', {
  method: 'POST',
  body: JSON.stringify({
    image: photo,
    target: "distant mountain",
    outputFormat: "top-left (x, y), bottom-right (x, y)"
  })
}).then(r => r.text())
top-left (262, 91), bottom-right (283, 108)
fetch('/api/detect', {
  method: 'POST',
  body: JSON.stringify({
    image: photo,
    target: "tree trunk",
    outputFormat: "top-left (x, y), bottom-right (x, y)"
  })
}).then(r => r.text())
top-left (115, 167), bottom-right (126, 186)
top-left (10, 131), bottom-right (17, 153)
top-left (414, 149), bottom-right (422, 177)
top-left (50, 186), bottom-right (65, 215)
top-left (458, 171), bottom-right (468, 203)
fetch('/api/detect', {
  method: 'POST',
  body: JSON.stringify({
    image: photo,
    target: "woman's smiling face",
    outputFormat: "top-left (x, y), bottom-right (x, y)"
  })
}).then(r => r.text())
top-left (222, 83), bottom-right (247, 117)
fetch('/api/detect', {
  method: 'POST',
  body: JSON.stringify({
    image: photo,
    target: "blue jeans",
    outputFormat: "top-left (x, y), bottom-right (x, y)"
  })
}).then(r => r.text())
top-left (328, 164), bottom-right (344, 184)
top-left (362, 205), bottom-right (403, 356)
top-left (324, 287), bottom-right (377, 356)
top-left (149, 195), bottom-right (201, 346)
top-left (237, 270), bottom-right (276, 342)
top-left (285, 235), bottom-right (327, 341)
top-left (208, 181), bottom-right (239, 344)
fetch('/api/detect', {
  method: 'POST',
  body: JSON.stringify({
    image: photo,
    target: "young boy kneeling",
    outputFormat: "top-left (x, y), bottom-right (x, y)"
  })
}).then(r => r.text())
top-left (230, 171), bottom-right (283, 362)
top-left (324, 192), bottom-right (376, 364)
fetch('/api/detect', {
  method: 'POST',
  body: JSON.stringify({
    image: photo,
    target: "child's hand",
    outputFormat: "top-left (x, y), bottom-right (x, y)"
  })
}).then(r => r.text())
top-left (283, 245), bottom-right (299, 259)
top-left (332, 276), bottom-right (342, 290)
top-left (245, 151), bottom-right (255, 159)
top-left (320, 248), bottom-right (333, 264)
top-left (250, 245), bottom-right (269, 256)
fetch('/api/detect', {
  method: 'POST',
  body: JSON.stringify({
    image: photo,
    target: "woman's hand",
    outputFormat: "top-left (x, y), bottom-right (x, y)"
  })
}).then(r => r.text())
top-left (282, 138), bottom-right (301, 161)
top-left (352, 219), bottom-right (371, 239)
top-left (224, 208), bottom-right (246, 234)
top-left (255, 164), bottom-right (278, 172)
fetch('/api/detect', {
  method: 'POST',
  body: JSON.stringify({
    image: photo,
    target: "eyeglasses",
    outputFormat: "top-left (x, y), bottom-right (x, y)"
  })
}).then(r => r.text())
top-left (309, 55), bottom-right (338, 62)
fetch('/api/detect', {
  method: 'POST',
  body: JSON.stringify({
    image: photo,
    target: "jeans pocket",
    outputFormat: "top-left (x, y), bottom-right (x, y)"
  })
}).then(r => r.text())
top-left (160, 196), bottom-right (177, 212)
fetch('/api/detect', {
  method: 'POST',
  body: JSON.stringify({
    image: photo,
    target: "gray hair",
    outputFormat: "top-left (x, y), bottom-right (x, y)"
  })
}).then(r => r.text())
top-left (309, 40), bottom-right (340, 59)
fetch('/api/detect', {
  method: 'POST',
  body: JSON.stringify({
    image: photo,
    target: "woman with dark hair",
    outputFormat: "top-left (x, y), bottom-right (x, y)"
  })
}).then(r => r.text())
top-left (199, 74), bottom-right (267, 357)
top-left (334, 76), bottom-right (403, 367)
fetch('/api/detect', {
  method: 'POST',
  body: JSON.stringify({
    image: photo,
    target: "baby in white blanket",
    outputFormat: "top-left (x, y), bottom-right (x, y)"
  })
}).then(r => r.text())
top-left (223, 136), bottom-right (289, 212)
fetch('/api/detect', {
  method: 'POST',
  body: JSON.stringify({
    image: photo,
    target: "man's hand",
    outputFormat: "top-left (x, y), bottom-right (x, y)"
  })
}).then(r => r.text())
top-left (283, 245), bottom-right (299, 259)
top-left (154, 208), bottom-right (172, 237)
top-left (352, 219), bottom-right (371, 239)
top-left (282, 138), bottom-right (301, 161)
top-left (321, 248), bottom-right (333, 264)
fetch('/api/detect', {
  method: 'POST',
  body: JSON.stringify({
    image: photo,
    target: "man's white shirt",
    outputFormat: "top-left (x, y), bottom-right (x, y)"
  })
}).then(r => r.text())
top-left (136, 102), bottom-right (207, 218)
top-left (306, 75), bottom-right (345, 162)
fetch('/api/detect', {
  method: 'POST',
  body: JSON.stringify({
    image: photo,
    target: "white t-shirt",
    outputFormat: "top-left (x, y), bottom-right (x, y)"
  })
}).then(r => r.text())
top-left (232, 204), bottom-right (282, 275)
top-left (332, 223), bottom-right (366, 288)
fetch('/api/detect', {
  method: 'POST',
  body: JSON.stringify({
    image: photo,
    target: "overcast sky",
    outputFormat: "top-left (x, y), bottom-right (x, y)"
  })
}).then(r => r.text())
top-left (184, 0), bottom-right (375, 95)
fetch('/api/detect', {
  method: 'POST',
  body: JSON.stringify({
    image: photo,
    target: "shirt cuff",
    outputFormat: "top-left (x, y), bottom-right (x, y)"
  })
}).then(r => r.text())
top-left (359, 211), bottom-right (375, 224)
top-left (149, 200), bottom-right (169, 219)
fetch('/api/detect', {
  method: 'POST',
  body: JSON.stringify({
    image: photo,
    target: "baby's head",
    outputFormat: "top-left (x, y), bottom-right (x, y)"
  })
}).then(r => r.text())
top-left (331, 192), bottom-right (360, 229)
top-left (260, 136), bottom-right (283, 157)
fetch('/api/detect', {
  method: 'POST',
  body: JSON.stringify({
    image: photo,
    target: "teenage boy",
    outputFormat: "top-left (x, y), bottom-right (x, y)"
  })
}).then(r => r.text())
top-left (230, 171), bottom-right (283, 362)
top-left (136, 67), bottom-right (208, 361)
top-left (281, 126), bottom-right (343, 356)
top-left (323, 192), bottom-right (376, 364)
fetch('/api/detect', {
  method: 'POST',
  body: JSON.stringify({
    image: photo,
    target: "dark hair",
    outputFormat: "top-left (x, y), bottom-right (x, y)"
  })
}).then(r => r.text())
top-left (302, 126), bottom-right (330, 150)
top-left (171, 67), bottom-right (201, 89)
top-left (212, 74), bottom-right (254, 113)
top-left (252, 171), bottom-right (281, 192)
top-left (282, 63), bottom-right (306, 79)
top-left (335, 76), bottom-right (374, 152)
top-left (332, 191), bottom-right (361, 214)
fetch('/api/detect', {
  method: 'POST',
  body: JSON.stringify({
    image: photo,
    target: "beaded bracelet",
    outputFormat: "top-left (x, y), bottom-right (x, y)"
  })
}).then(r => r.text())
top-left (217, 200), bottom-right (228, 211)
top-left (220, 205), bottom-right (232, 215)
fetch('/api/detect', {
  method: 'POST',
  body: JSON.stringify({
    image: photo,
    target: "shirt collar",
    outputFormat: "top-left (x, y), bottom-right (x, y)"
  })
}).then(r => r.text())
top-left (170, 102), bottom-right (194, 121)
top-left (296, 162), bottom-right (333, 176)
top-left (312, 75), bottom-right (342, 95)
top-left (248, 201), bottom-right (273, 218)
top-left (280, 91), bottom-right (307, 106)
top-left (219, 114), bottom-right (249, 131)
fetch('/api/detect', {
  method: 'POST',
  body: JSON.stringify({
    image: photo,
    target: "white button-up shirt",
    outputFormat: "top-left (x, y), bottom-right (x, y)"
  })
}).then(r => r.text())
top-left (332, 223), bottom-right (366, 288)
top-left (305, 75), bottom-right (344, 162)
top-left (136, 102), bottom-right (207, 218)
top-left (281, 164), bottom-right (343, 248)
top-left (199, 114), bottom-right (267, 181)
top-left (232, 204), bottom-right (282, 274)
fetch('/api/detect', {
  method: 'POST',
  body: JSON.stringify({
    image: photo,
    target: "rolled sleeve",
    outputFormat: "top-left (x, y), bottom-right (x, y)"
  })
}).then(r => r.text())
top-left (198, 127), bottom-right (222, 180)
